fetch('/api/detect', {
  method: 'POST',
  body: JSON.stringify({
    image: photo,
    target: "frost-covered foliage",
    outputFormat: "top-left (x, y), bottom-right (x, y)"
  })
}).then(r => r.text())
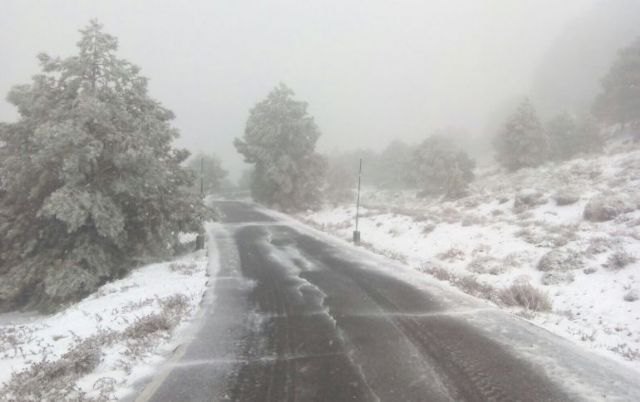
top-left (371, 140), bottom-right (415, 189)
top-left (498, 281), bottom-right (551, 312)
top-left (583, 193), bottom-right (637, 222)
top-left (412, 135), bottom-right (475, 199)
top-left (234, 84), bottom-right (326, 211)
top-left (593, 36), bottom-right (640, 131)
top-left (494, 99), bottom-right (548, 170)
top-left (0, 21), bottom-right (210, 311)
top-left (546, 113), bottom-right (603, 161)
top-left (186, 153), bottom-right (228, 195)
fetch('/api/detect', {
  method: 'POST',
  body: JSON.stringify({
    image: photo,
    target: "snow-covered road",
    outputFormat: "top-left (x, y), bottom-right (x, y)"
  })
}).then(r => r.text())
top-left (138, 201), bottom-right (640, 402)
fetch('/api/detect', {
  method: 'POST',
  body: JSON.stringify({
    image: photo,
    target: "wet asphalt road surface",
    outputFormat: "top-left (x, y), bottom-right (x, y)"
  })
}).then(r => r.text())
top-left (138, 201), bottom-right (640, 402)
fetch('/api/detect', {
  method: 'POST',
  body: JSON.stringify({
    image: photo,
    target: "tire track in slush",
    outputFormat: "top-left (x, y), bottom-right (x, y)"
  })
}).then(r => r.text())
top-left (227, 225), bottom-right (376, 402)
top-left (294, 232), bottom-right (574, 402)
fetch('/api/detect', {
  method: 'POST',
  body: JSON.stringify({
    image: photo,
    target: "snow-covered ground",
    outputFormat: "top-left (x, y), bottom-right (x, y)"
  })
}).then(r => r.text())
top-left (0, 243), bottom-right (212, 401)
top-left (299, 143), bottom-right (640, 373)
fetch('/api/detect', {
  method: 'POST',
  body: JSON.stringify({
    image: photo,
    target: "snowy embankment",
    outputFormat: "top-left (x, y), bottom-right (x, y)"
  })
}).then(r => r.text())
top-left (0, 240), bottom-right (212, 401)
top-left (299, 144), bottom-right (640, 373)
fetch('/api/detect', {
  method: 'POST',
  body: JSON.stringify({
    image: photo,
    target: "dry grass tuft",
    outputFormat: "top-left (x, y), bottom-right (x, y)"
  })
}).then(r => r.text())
top-left (606, 249), bottom-right (637, 271)
top-left (0, 293), bottom-right (192, 401)
top-left (169, 261), bottom-right (199, 275)
top-left (2, 332), bottom-right (114, 401)
top-left (498, 281), bottom-right (551, 312)
top-left (436, 248), bottom-right (465, 262)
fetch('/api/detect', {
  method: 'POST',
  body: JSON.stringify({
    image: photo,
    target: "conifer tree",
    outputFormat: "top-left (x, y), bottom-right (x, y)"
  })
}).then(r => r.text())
top-left (593, 37), bottom-right (640, 129)
top-left (494, 99), bottom-right (548, 170)
top-left (412, 136), bottom-right (475, 199)
top-left (234, 84), bottom-right (326, 211)
top-left (0, 21), bottom-right (210, 311)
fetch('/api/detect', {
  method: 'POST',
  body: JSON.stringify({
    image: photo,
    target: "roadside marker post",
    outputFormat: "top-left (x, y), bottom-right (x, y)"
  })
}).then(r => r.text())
top-left (196, 156), bottom-right (205, 251)
top-left (353, 158), bottom-right (362, 245)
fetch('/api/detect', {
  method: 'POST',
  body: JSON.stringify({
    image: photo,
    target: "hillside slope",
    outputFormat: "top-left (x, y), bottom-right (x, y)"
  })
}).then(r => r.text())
top-left (300, 141), bottom-right (640, 372)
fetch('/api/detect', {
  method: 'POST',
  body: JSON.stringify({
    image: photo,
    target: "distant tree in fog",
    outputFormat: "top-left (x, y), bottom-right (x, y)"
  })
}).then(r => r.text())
top-left (0, 21), bottom-right (210, 311)
top-left (324, 156), bottom-right (356, 205)
top-left (494, 99), bottom-right (548, 171)
top-left (593, 37), bottom-right (640, 131)
top-left (234, 84), bottom-right (326, 211)
top-left (186, 153), bottom-right (228, 195)
top-left (373, 140), bottom-right (415, 189)
top-left (546, 113), bottom-right (603, 161)
top-left (237, 168), bottom-right (253, 190)
top-left (412, 136), bottom-right (475, 199)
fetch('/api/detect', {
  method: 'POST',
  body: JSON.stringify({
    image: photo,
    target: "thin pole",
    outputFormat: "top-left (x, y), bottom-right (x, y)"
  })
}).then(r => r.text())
top-left (355, 158), bottom-right (362, 232)
top-left (200, 156), bottom-right (204, 196)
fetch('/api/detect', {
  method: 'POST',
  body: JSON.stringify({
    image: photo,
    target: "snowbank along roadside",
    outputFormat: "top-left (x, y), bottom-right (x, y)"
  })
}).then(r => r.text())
top-left (0, 224), bottom-right (219, 401)
top-left (299, 145), bottom-right (640, 374)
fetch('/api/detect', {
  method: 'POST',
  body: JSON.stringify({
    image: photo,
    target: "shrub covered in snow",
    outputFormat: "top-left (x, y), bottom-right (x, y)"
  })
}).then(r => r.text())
top-left (541, 271), bottom-right (575, 286)
top-left (513, 189), bottom-right (546, 211)
top-left (553, 189), bottom-right (581, 206)
top-left (498, 281), bottom-right (552, 312)
top-left (606, 249), bottom-right (637, 271)
top-left (537, 248), bottom-right (583, 272)
top-left (624, 289), bottom-right (639, 302)
top-left (411, 135), bottom-right (475, 200)
top-left (466, 256), bottom-right (507, 275)
top-left (583, 193), bottom-right (636, 222)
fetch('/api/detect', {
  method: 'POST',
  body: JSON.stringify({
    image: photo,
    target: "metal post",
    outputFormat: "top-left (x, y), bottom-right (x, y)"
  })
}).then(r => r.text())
top-left (196, 156), bottom-right (205, 251)
top-left (200, 156), bottom-right (204, 196)
top-left (353, 158), bottom-right (362, 244)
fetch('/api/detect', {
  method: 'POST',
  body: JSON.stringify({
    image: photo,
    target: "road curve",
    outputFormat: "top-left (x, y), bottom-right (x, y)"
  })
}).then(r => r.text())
top-left (137, 201), bottom-right (640, 402)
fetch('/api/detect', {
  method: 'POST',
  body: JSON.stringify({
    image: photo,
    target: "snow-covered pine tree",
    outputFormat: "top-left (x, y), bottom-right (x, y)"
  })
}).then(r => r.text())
top-left (593, 37), bottom-right (640, 131)
top-left (574, 114), bottom-right (603, 154)
top-left (234, 84), bottom-right (326, 211)
top-left (412, 135), bottom-right (475, 199)
top-left (546, 113), bottom-right (603, 161)
top-left (546, 112), bottom-right (576, 161)
top-left (494, 99), bottom-right (549, 170)
top-left (0, 21), bottom-right (210, 311)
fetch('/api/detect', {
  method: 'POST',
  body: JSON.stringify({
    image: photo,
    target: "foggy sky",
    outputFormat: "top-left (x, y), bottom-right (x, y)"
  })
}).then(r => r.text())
top-left (0, 0), bottom-right (601, 179)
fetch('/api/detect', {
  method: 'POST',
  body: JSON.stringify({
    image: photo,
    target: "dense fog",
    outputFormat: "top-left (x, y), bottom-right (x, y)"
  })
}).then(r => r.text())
top-left (1, 0), bottom-right (638, 178)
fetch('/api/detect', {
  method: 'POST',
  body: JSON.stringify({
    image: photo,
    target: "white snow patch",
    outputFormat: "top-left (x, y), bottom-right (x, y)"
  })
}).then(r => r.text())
top-left (0, 247), bottom-right (211, 400)
top-left (298, 145), bottom-right (640, 373)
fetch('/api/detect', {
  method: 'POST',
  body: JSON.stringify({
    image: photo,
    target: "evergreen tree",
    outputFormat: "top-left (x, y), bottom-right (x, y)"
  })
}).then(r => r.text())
top-left (494, 99), bottom-right (548, 170)
top-left (237, 168), bottom-right (253, 191)
top-left (234, 84), bottom-right (326, 211)
top-left (373, 140), bottom-right (415, 189)
top-left (0, 21), bottom-right (210, 311)
top-left (546, 112), bottom-right (577, 161)
top-left (547, 113), bottom-right (603, 161)
top-left (575, 114), bottom-right (603, 154)
top-left (593, 37), bottom-right (640, 129)
top-left (186, 153), bottom-right (228, 195)
top-left (412, 136), bottom-right (475, 199)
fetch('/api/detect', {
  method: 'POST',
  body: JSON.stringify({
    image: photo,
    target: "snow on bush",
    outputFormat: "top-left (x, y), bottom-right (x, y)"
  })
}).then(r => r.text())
top-left (0, 255), bottom-right (208, 401)
top-left (299, 142), bottom-right (640, 370)
top-left (583, 193), bottom-right (636, 222)
top-left (537, 248), bottom-right (583, 272)
top-left (606, 249), bottom-right (637, 271)
top-left (553, 189), bottom-right (581, 206)
top-left (513, 189), bottom-right (546, 212)
top-left (498, 281), bottom-right (552, 312)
